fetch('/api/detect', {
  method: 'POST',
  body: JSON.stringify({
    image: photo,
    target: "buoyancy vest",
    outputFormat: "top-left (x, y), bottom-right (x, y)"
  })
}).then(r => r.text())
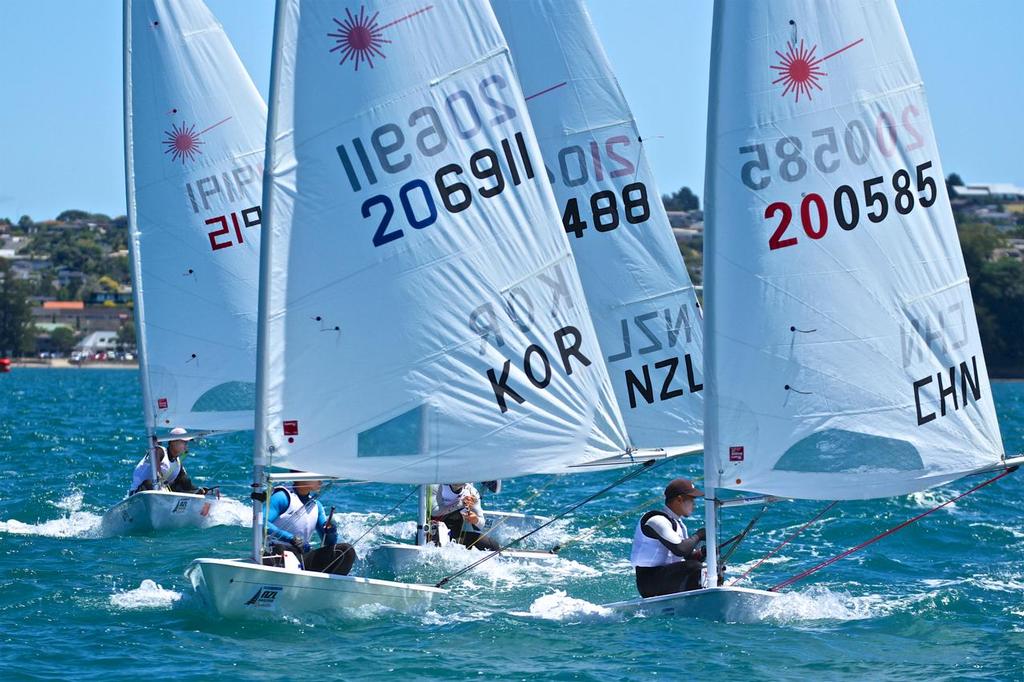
top-left (630, 509), bottom-right (688, 568)
top-left (268, 486), bottom-right (319, 545)
top-left (129, 447), bottom-right (179, 492)
top-left (433, 484), bottom-right (485, 529)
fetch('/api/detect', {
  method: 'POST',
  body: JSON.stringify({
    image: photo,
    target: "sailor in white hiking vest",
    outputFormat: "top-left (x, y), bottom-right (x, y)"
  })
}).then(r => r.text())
top-left (631, 478), bottom-right (708, 598)
top-left (130, 427), bottom-right (205, 495)
top-left (432, 483), bottom-right (500, 552)
top-left (266, 479), bottom-right (356, 575)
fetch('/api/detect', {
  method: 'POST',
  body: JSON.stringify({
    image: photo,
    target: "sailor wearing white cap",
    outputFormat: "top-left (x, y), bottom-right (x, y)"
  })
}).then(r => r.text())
top-left (129, 427), bottom-right (205, 495)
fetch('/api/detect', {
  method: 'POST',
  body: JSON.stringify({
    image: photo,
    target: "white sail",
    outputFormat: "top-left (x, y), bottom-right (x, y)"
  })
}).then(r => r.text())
top-left (257, 0), bottom-right (628, 483)
top-left (125, 0), bottom-right (265, 433)
top-left (704, 0), bottom-right (1004, 500)
top-left (492, 0), bottom-right (704, 452)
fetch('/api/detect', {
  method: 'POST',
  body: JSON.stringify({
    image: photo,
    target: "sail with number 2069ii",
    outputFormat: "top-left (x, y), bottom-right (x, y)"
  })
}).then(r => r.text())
top-left (255, 0), bottom-right (630, 484)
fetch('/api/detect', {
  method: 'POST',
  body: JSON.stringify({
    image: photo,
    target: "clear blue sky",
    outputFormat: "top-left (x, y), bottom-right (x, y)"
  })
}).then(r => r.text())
top-left (0, 1), bottom-right (1020, 222)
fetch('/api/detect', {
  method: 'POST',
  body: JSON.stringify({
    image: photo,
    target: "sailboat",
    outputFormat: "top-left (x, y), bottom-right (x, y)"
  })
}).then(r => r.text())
top-left (374, 0), bottom-right (710, 575)
top-left (603, 0), bottom-right (1022, 621)
top-left (187, 0), bottom-right (637, 618)
top-left (102, 0), bottom-right (265, 535)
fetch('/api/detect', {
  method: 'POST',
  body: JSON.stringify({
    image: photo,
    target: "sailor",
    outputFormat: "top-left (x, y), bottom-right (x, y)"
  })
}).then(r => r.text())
top-left (129, 427), bottom-right (206, 495)
top-left (630, 477), bottom-right (707, 598)
top-left (266, 478), bottom-right (356, 575)
top-left (432, 483), bottom-right (500, 551)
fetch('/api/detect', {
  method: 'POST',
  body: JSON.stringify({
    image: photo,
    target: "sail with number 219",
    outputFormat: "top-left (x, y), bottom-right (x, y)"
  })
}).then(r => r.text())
top-left (704, 0), bottom-right (1006, 501)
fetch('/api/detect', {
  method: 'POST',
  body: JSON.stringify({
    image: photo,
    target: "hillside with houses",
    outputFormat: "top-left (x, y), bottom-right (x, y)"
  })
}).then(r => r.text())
top-left (2, 175), bottom-right (1024, 372)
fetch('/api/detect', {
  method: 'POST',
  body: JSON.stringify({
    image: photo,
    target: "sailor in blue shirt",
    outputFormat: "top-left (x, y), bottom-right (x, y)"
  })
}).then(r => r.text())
top-left (267, 478), bottom-right (356, 575)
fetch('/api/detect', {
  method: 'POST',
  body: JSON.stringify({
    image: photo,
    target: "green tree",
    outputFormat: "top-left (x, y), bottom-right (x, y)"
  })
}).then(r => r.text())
top-left (662, 186), bottom-right (700, 212)
top-left (957, 222), bottom-right (1004, 280)
top-left (50, 326), bottom-right (76, 354)
top-left (117, 321), bottom-right (136, 348)
top-left (56, 209), bottom-right (92, 223)
top-left (17, 215), bottom-right (33, 230)
top-left (974, 258), bottom-right (1024, 372)
top-left (0, 260), bottom-right (34, 356)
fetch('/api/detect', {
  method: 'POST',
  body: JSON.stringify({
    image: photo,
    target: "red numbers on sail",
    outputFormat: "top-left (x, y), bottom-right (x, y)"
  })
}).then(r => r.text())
top-left (207, 206), bottom-right (261, 251)
top-left (766, 162), bottom-right (937, 251)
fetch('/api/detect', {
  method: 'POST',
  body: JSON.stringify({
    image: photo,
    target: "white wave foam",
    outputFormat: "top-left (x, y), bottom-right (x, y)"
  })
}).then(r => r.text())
top-left (515, 591), bottom-right (613, 621)
top-left (376, 542), bottom-right (598, 590)
top-left (110, 579), bottom-right (183, 609)
top-left (760, 586), bottom-right (885, 622)
top-left (208, 497), bottom-right (251, 526)
top-left (52, 489), bottom-right (84, 512)
top-left (0, 512), bottom-right (104, 538)
top-left (0, 487), bottom-right (104, 538)
top-left (907, 489), bottom-right (958, 511)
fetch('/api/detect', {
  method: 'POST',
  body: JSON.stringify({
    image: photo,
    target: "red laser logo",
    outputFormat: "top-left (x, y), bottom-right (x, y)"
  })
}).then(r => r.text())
top-left (771, 37), bottom-right (864, 102)
top-left (328, 5), bottom-right (433, 71)
top-left (162, 117), bottom-right (231, 164)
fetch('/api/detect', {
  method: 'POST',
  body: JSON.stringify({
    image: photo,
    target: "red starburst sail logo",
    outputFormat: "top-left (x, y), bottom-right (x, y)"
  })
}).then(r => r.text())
top-left (162, 116), bottom-right (231, 164)
top-left (327, 4), bottom-right (434, 71)
top-left (770, 36), bottom-right (864, 102)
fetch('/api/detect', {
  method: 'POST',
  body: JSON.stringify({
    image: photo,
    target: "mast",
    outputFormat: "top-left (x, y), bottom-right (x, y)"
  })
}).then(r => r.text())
top-left (416, 485), bottom-right (428, 546)
top-left (251, 0), bottom-right (289, 562)
top-left (700, 0), bottom-right (727, 590)
top-left (122, 0), bottom-right (159, 485)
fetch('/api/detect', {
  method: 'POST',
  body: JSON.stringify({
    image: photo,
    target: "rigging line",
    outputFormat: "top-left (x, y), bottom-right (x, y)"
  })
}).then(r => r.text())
top-left (551, 493), bottom-right (663, 553)
top-left (769, 466), bottom-right (1018, 592)
top-left (719, 504), bottom-right (769, 566)
top-left (349, 485), bottom-right (418, 549)
top-left (466, 475), bottom-right (564, 549)
top-left (435, 458), bottom-right (663, 588)
top-left (729, 501), bottom-right (837, 587)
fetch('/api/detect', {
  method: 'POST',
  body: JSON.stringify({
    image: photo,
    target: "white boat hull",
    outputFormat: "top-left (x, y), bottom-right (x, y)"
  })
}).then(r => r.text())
top-left (374, 541), bottom-right (559, 575)
top-left (100, 490), bottom-right (223, 535)
top-left (485, 510), bottom-right (551, 535)
top-left (603, 586), bottom-right (780, 623)
top-left (186, 558), bottom-right (444, 619)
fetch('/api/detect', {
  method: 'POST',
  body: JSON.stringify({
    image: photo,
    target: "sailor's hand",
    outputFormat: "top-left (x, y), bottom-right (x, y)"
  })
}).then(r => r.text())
top-left (461, 493), bottom-right (478, 507)
top-left (194, 487), bottom-right (208, 495)
top-left (289, 536), bottom-right (311, 554)
top-left (694, 527), bottom-right (706, 541)
top-left (463, 510), bottom-right (480, 526)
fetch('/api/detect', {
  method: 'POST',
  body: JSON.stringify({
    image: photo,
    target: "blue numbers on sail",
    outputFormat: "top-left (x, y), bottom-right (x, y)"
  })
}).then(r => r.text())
top-left (332, 74), bottom-right (539, 248)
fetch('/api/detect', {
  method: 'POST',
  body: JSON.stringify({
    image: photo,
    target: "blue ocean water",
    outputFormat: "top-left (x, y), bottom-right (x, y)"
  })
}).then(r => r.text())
top-left (1, 368), bottom-right (1022, 680)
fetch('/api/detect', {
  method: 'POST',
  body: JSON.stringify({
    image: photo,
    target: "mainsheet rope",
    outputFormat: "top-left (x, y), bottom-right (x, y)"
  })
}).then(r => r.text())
top-left (436, 458), bottom-right (663, 588)
top-left (467, 474), bottom-right (565, 549)
top-left (349, 485), bottom-right (419, 549)
top-left (769, 467), bottom-right (1017, 592)
top-left (728, 501), bottom-right (837, 587)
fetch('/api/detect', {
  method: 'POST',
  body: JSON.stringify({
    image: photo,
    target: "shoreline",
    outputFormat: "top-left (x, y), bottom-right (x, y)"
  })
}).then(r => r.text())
top-left (7, 359), bottom-right (138, 370)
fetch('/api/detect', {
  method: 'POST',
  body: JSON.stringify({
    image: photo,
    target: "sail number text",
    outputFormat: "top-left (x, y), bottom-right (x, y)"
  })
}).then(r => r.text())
top-left (363, 132), bottom-right (535, 247)
top-left (336, 74), bottom-right (518, 194)
top-left (765, 161), bottom-right (937, 251)
top-left (738, 105), bottom-right (926, 190)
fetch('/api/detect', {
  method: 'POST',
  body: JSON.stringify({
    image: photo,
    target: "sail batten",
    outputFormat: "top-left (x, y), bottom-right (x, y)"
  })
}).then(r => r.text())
top-left (705, 0), bottom-right (1003, 501)
top-left (126, 0), bottom-right (265, 434)
top-left (493, 0), bottom-right (705, 452)
top-left (257, 0), bottom-right (628, 483)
